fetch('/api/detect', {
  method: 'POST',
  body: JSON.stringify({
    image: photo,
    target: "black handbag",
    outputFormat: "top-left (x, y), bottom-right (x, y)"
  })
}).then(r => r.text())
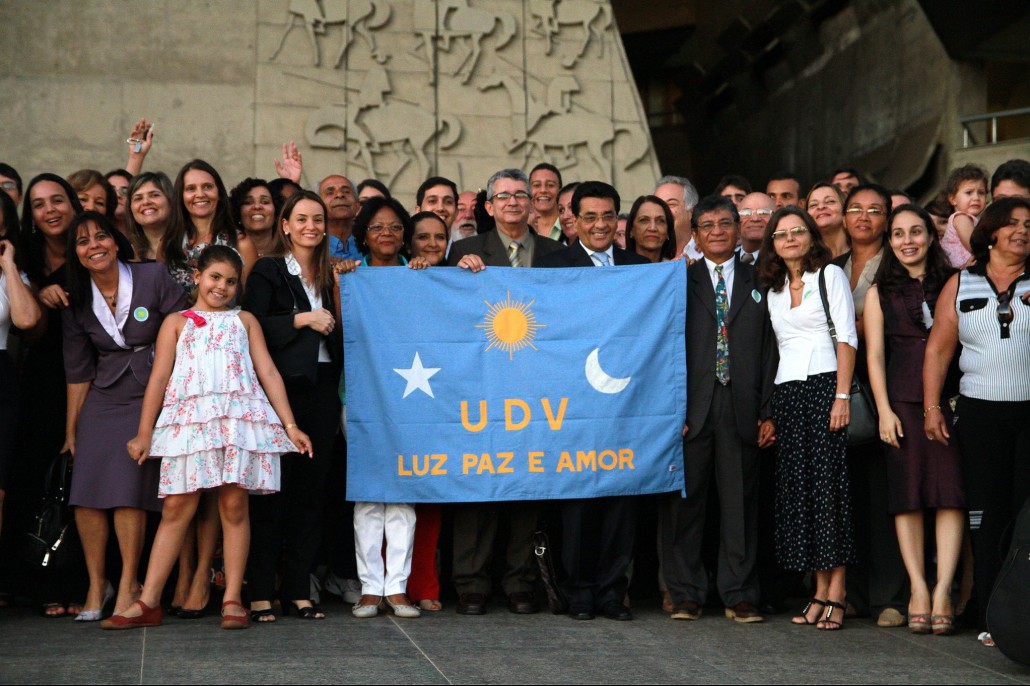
top-left (987, 496), bottom-right (1030, 665)
top-left (817, 267), bottom-right (878, 446)
top-left (24, 452), bottom-right (81, 570)
top-left (532, 529), bottom-right (568, 614)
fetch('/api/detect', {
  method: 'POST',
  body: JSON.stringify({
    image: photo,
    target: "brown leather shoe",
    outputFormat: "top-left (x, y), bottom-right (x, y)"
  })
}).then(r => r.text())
top-left (725, 602), bottom-right (764, 623)
top-left (508, 591), bottom-right (538, 614)
top-left (670, 600), bottom-right (702, 620)
top-left (456, 593), bottom-right (487, 615)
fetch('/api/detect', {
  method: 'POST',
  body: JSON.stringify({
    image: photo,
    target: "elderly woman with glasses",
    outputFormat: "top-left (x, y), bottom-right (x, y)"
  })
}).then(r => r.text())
top-left (757, 207), bottom-right (857, 631)
top-left (337, 196), bottom-right (432, 619)
top-left (923, 196), bottom-right (1030, 646)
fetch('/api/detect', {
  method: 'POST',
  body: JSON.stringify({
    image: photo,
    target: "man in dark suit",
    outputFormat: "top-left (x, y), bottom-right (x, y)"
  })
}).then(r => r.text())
top-left (537, 181), bottom-right (648, 620)
top-left (447, 168), bottom-right (562, 271)
top-left (662, 194), bottom-right (777, 623)
top-left (447, 168), bottom-right (562, 616)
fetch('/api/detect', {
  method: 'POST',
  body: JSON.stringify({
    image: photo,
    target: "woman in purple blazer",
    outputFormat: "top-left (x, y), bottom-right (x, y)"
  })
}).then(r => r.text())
top-left (62, 212), bottom-right (187, 620)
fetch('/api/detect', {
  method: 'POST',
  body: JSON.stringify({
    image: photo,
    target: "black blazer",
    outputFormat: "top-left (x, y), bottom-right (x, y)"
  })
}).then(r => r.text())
top-left (242, 256), bottom-right (341, 384)
top-left (535, 242), bottom-right (650, 268)
top-left (447, 228), bottom-right (563, 268)
top-left (685, 257), bottom-right (777, 445)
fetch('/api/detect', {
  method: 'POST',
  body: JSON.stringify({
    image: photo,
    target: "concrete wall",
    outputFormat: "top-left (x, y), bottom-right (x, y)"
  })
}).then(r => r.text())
top-left (687, 0), bottom-right (989, 199)
top-left (0, 0), bottom-right (660, 204)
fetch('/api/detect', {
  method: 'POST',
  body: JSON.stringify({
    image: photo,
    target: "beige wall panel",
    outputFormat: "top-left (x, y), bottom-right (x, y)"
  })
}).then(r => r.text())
top-left (6, 0), bottom-right (659, 204)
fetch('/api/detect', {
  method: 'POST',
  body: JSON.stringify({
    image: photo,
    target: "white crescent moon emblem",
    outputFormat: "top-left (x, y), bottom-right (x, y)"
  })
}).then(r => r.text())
top-left (585, 348), bottom-right (631, 394)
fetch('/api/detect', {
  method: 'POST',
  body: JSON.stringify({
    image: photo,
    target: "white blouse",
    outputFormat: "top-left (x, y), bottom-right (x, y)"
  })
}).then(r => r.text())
top-left (0, 270), bottom-right (30, 350)
top-left (767, 264), bottom-right (858, 384)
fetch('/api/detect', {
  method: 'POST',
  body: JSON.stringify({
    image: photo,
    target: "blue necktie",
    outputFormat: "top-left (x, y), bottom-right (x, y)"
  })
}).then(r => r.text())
top-left (595, 251), bottom-right (610, 267)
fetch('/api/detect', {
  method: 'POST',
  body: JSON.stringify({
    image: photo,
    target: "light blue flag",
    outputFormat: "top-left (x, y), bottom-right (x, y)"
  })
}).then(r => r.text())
top-left (342, 261), bottom-right (687, 503)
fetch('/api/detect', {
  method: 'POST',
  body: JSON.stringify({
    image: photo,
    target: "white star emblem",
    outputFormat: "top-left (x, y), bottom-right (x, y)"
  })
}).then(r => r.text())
top-left (393, 352), bottom-right (441, 399)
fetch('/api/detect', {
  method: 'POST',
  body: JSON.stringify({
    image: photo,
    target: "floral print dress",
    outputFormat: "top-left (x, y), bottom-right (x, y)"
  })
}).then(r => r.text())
top-left (149, 309), bottom-right (295, 496)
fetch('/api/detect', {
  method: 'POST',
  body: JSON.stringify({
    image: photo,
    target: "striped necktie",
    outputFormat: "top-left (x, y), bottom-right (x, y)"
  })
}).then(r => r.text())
top-left (715, 264), bottom-right (730, 384)
top-left (508, 240), bottom-right (522, 268)
top-left (594, 251), bottom-right (610, 267)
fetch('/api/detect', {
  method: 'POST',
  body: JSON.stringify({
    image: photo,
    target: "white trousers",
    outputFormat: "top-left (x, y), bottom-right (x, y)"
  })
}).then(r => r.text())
top-left (353, 502), bottom-right (416, 596)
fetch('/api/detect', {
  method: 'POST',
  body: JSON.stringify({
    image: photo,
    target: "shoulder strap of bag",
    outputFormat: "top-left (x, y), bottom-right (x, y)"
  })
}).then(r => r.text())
top-left (818, 266), bottom-right (839, 353)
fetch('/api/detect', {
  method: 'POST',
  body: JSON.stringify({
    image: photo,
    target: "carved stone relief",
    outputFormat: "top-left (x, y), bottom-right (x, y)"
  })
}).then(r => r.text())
top-left (530, 0), bottom-right (612, 69)
top-left (265, 0), bottom-right (656, 195)
top-left (271, 0), bottom-right (391, 67)
top-left (305, 66), bottom-right (462, 187)
top-left (411, 0), bottom-right (517, 84)
top-left (480, 67), bottom-right (649, 178)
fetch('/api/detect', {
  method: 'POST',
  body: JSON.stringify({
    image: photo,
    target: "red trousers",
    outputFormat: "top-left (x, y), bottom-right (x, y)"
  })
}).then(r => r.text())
top-left (406, 504), bottom-right (441, 601)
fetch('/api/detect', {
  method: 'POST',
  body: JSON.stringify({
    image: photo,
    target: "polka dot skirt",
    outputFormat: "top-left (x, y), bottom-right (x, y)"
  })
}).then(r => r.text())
top-left (772, 372), bottom-right (856, 572)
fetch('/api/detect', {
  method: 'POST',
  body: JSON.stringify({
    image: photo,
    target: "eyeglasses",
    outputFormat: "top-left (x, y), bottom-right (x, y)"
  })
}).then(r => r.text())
top-left (0, 182), bottom-right (17, 192)
top-left (997, 289), bottom-right (1014, 338)
top-left (845, 207), bottom-right (885, 217)
top-left (697, 219), bottom-right (736, 232)
top-left (492, 191), bottom-right (529, 202)
top-left (578, 212), bottom-right (617, 224)
top-left (738, 208), bottom-right (772, 218)
top-left (771, 226), bottom-right (810, 240)
top-left (115, 187), bottom-right (129, 197)
top-left (806, 198), bottom-right (839, 209)
top-left (367, 223), bottom-right (404, 234)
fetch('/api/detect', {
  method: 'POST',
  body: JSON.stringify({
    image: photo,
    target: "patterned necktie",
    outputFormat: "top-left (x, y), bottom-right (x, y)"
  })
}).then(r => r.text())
top-left (594, 251), bottom-right (610, 267)
top-left (508, 240), bottom-right (522, 268)
top-left (715, 264), bottom-right (730, 385)
top-left (739, 251), bottom-right (754, 264)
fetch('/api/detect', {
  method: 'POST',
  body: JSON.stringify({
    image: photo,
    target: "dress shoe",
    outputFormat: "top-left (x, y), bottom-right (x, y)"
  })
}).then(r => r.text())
top-left (100, 600), bottom-right (162, 630)
top-left (508, 591), bottom-right (538, 614)
top-left (725, 602), bottom-right (764, 623)
top-left (670, 600), bottom-right (702, 620)
top-left (456, 593), bottom-right (487, 615)
top-left (568, 605), bottom-right (594, 620)
top-left (877, 607), bottom-right (905, 628)
top-left (602, 601), bottom-right (632, 621)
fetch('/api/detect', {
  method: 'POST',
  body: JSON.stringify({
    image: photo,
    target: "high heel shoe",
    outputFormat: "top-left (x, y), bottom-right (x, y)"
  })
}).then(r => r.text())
top-left (791, 598), bottom-right (827, 625)
top-left (908, 613), bottom-right (931, 634)
top-left (75, 583), bottom-right (115, 622)
top-left (817, 600), bottom-right (846, 631)
top-left (100, 600), bottom-right (162, 630)
top-left (931, 614), bottom-right (955, 636)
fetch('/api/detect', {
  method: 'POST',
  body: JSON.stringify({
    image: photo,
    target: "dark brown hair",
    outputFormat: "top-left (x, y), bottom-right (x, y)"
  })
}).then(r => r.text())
top-left (757, 206), bottom-right (831, 292)
top-left (970, 196), bottom-right (1030, 264)
top-left (267, 190), bottom-right (334, 296)
top-left (625, 195), bottom-right (675, 262)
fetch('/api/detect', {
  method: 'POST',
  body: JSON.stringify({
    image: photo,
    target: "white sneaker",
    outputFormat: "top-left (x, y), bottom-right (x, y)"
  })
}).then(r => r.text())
top-left (324, 574), bottom-right (362, 604)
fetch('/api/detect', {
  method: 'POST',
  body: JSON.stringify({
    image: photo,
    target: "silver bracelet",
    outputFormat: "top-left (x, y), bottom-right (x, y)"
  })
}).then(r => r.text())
top-left (834, 393), bottom-right (850, 400)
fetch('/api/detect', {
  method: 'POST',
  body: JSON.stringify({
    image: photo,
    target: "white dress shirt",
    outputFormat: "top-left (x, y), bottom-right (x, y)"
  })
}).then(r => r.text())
top-left (681, 237), bottom-right (704, 261)
top-left (583, 245), bottom-right (614, 267)
top-left (0, 271), bottom-right (30, 350)
top-left (704, 256), bottom-right (735, 301)
top-left (767, 264), bottom-right (857, 384)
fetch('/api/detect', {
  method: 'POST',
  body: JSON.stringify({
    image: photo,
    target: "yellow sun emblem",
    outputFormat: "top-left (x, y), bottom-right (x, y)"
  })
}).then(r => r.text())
top-left (476, 292), bottom-right (545, 360)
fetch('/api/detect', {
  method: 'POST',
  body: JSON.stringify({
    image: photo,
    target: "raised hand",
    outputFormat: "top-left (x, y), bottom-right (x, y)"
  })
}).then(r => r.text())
top-left (274, 141), bottom-right (303, 183)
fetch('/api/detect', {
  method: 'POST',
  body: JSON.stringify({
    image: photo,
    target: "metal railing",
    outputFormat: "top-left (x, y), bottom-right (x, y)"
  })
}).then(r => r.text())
top-left (961, 107), bottom-right (1030, 148)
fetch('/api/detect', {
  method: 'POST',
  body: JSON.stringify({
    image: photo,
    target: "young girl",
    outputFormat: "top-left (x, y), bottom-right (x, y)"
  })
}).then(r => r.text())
top-left (102, 245), bottom-right (311, 630)
top-left (940, 164), bottom-right (988, 268)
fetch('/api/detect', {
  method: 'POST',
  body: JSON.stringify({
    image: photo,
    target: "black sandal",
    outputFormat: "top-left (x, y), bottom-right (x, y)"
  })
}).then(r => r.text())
top-left (818, 600), bottom-right (846, 631)
top-left (292, 603), bottom-right (325, 619)
top-left (791, 598), bottom-right (827, 625)
top-left (250, 607), bottom-right (277, 623)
